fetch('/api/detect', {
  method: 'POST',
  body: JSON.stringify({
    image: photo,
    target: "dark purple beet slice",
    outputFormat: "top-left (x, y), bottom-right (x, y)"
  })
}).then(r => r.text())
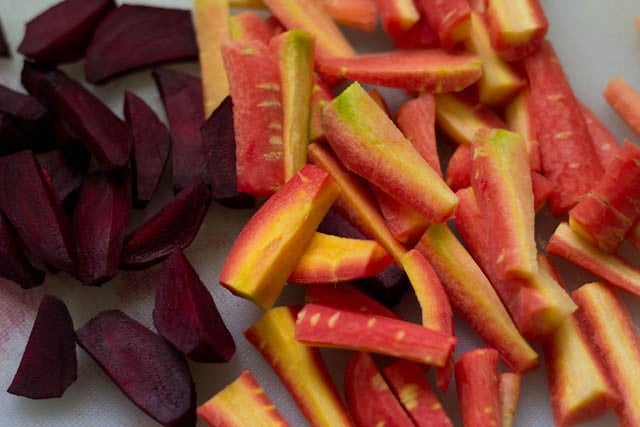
top-left (153, 68), bottom-right (207, 192)
top-left (18, 0), bottom-right (115, 64)
top-left (353, 263), bottom-right (410, 308)
top-left (153, 249), bottom-right (235, 363)
top-left (120, 179), bottom-right (211, 270)
top-left (0, 150), bottom-right (75, 273)
top-left (73, 172), bottom-right (131, 286)
top-left (123, 91), bottom-right (171, 208)
top-left (76, 310), bottom-right (196, 427)
top-left (317, 206), bottom-right (367, 239)
top-left (85, 5), bottom-right (198, 84)
top-left (36, 150), bottom-right (88, 202)
top-left (0, 213), bottom-right (45, 289)
top-left (0, 19), bottom-right (9, 58)
top-left (0, 83), bottom-right (55, 150)
top-left (200, 96), bottom-right (253, 209)
top-left (0, 113), bottom-right (30, 155)
top-left (21, 62), bottom-right (132, 171)
top-left (7, 295), bottom-right (77, 398)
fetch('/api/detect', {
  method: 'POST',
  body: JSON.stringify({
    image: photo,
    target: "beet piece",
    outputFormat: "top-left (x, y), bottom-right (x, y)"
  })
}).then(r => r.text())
top-left (73, 172), bottom-right (131, 286)
top-left (76, 310), bottom-right (196, 427)
top-left (7, 295), bottom-right (77, 398)
top-left (123, 91), bottom-right (171, 208)
top-left (0, 113), bottom-right (29, 155)
top-left (0, 19), bottom-right (9, 58)
top-left (354, 263), bottom-right (410, 308)
top-left (18, 0), bottom-right (115, 64)
top-left (0, 84), bottom-right (56, 151)
top-left (120, 179), bottom-right (212, 269)
top-left (0, 213), bottom-right (45, 289)
top-left (36, 150), bottom-right (88, 202)
top-left (153, 68), bottom-right (208, 192)
top-left (0, 150), bottom-right (75, 273)
top-left (200, 96), bottom-right (253, 209)
top-left (153, 250), bottom-right (235, 363)
top-left (317, 206), bottom-right (367, 239)
top-left (21, 62), bottom-right (132, 171)
top-left (85, 5), bottom-right (198, 84)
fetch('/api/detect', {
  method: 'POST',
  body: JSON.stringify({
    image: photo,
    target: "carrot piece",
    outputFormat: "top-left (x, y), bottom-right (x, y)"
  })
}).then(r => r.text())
top-left (578, 101), bottom-right (623, 170)
top-left (396, 93), bottom-right (441, 176)
top-left (417, 0), bottom-right (471, 50)
top-left (498, 373), bottom-right (521, 427)
top-left (382, 359), bottom-right (453, 427)
top-left (344, 352), bottom-right (414, 427)
top-left (295, 303), bottom-right (456, 366)
top-left (603, 76), bottom-right (640, 139)
top-left (455, 348), bottom-right (501, 427)
top-left (304, 284), bottom-right (402, 319)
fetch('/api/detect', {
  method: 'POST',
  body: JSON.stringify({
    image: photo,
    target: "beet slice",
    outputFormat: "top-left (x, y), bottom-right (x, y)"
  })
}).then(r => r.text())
top-left (0, 18), bottom-right (9, 58)
top-left (0, 84), bottom-right (55, 151)
top-left (18, 0), bottom-right (115, 64)
top-left (21, 62), bottom-right (132, 171)
top-left (85, 5), bottom-right (198, 84)
top-left (354, 263), bottom-right (410, 308)
top-left (0, 150), bottom-right (75, 273)
top-left (153, 249), bottom-right (235, 363)
top-left (123, 91), bottom-right (171, 208)
top-left (0, 113), bottom-right (29, 155)
top-left (317, 206), bottom-right (367, 239)
top-left (200, 96), bottom-right (253, 209)
top-left (0, 213), bottom-right (45, 289)
top-left (120, 179), bottom-right (212, 269)
top-left (73, 172), bottom-right (131, 286)
top-left (76, 309), bottom-right (196, 427)
top-left (153, 68), bottom-right (208, 192)
top-left (36, 150), bottom-right (88, 202)
top-left (7, 295), bottom-right (77, 398)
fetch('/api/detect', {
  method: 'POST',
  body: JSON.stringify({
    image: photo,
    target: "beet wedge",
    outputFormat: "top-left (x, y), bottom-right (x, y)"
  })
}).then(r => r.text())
top-left (200, 96), bottom-right (253, 209)
top-left (354, 263), bottom-right (411, 309)
top-left (124, 91), bottom-right (171, 208)
top-left (295, 303), bottom-right (456, 366)
top-left (197, 370), bottom-right (291, 427)
top-left (244, 306), bottom-right (354, 427)
top-left (317, 50), bottom-right (481, 92)
top-left (0, 113), bottom-right (29, 155)
top-left (7, 295), bottom-right (76, 399)
top-left (73, 172), bottom-right (131, 286)
top-left (153, 68), bottom-right (208, 192)
top-left (18, 0), bottom-right (115, 64)
top-left (153, 250), bottom-right (235, 363)
top-left (0, 213), bottom-right (45, 289)
top-left (85, 4), bottom-right (198, 83)
top-left (0, 150), bottom-right (75, 273)
top-left (0, 83), bottom-right (55, 149)
top-left (36, 149), bottom-right (88, 203)
top-left (21, 63), bottom-right (132, 171)
top-left (0, 18), bottom-right (9, 58)
top-left (344, 352), bottom-right (415, 427)
top-left (76, 310), bottom-right (196, 427)
top-left (120, 179), bottom-right (212, 270)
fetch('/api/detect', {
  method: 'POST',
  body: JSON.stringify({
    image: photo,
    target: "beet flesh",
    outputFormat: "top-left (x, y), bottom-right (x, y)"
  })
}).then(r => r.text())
top-left (0, 19), bottom-right (9, 58)
top-left (123, 91), bottom-right (171, 208)
top-left (153, 68), bottom-right (208, 192)
top-left (0, 113), bottom-right (29, 155)
top-left (73, 172), bottom-right (131, 286)
top-left (200, 96), bottom-right (253, 209)
top-left (7, 295), bottom-right (77, 398)
top-left (0, 84), bottom-right (55, 150)
top-left (85, 4), bottom-right (198, 84)
top-left (154, 250), bottom-right (235, 363)
top-left (18, 0), bottom-right (115, 64)
top-left (0, 213), bottom-right (45, 289)
top-left (120, 179), bottom-right (212, 269)
top-left (354, 263), bottom-right (410, 308)
top-left (21, 62), bottom-right (132, 171)
top-left (76, 309), bottom-right (196, 427)
top-left (36, 149), bottom-right (88, 202)
top-left (0, 150), bottom-right (76, 273)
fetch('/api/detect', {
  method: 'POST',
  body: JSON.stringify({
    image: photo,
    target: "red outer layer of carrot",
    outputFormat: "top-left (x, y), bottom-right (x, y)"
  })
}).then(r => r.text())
top-left (382, 359), bottom-right (453, 427)
top-left (417, 0), bottom-right (471, 50)
top-left (455, 348), bottom-right (501, 427)
top-left (578, 101), bottom-right (623, 170)
top-left (523, 40), bottom-right (603, 215)
top-left (572, 282), bottom-right (640, 427)
top-left (295, 303), bottom-right (456, 366)
top-left (396, 93), bottom-right (441, 176)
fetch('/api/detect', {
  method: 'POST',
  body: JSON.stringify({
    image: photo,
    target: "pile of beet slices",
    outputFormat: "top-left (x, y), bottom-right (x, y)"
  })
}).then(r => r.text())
top-left (1, 1), bottom-right (249, 426)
